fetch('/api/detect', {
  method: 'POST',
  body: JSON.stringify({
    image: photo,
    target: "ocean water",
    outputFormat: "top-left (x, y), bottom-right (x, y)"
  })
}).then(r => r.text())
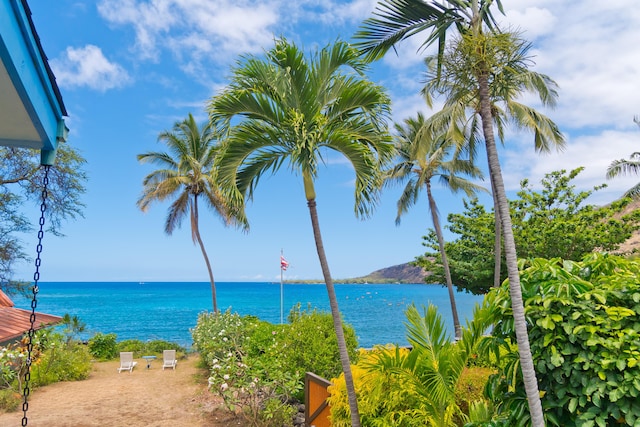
top-left (14, 282), bottom-right (485, 349)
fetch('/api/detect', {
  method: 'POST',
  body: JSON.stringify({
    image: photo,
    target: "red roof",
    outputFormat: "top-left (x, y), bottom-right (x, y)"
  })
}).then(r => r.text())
top-left (0, 290), bottom-right (62, 343)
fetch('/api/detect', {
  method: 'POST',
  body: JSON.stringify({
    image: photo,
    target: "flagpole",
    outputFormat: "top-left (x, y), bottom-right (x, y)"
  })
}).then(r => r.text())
top-left (280, 249), bottom-right (284, 324)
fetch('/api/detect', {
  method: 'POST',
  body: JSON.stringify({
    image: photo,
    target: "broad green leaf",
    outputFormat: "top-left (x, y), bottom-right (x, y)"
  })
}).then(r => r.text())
top-left (568, 397), bottom-right (578, 413)
top-left (605, 306), bottom-right (635, 320)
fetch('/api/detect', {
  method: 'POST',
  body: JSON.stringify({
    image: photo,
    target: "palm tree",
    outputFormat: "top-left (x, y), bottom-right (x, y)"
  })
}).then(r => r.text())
top-left (606, 116), bottom-right (640, 198)
top-left (137, 113), bottom-right (243, 314)
top-left (208, 38), bottom-right (394, 427)
top-left (355, 2), bottom-right (565, 425)
top-left (387, 112), bottom-right (485, 340)
top-left (421, 32), bottom-right (564, 290)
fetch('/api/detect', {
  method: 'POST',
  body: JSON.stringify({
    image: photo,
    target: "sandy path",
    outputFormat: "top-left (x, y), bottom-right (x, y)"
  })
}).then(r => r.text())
top-left (0, 355), bottom-right (242, 427)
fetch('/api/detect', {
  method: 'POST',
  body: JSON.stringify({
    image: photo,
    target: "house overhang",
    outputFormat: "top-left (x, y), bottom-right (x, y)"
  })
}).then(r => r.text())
top-left (0, 0), bottom-right (67, 165)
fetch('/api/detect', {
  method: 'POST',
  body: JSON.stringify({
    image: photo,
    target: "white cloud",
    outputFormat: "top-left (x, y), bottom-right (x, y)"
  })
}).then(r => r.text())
top-left (502, 7), bottom-right (556, 39)
top-left (97, 0), bottom-right (178, 61)
top-left (501, 1), bottom-right (640, 130)
top-left (501, 128), bottom-right (640, 204)
top-left (93, 0), bottom-right (391, 78)
top-left (97, 0), bottom-right (279, 69)
top-left (50, 45), bottom-right (131, 91)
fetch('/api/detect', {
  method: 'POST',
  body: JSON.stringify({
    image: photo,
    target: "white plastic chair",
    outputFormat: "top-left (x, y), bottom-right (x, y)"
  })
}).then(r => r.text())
top-left (117, 352), bottom-right (137, 373)
top-left (162, 349), bottom-right (177, 370)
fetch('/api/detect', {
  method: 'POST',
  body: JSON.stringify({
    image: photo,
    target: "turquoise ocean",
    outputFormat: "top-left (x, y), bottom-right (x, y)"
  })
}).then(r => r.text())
top-left (14, 282), bottom-right (485, 349)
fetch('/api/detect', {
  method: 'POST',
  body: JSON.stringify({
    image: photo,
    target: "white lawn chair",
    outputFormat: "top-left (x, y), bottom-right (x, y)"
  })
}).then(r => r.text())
top-left (117, 352), bottom-right (137, 373)
top-left (162, 349), bottom-right (177, 370)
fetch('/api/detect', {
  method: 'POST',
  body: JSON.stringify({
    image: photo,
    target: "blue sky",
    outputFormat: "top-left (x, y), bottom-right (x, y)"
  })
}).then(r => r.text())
top-left (14, 0), bottom-right (640, 282)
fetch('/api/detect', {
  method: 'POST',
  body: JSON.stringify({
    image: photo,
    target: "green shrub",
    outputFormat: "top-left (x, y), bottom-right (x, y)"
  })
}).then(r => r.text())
top-left (192, 307), bottom-right (359, 426)
top-left (279, 305), bottom-right (359, 386)
top-left (455, 367), bottom-right (495, 416)
top-left (115, 339), bottom-right (187, 357)
top-left (142, 340), bottom-right (186, 355)
top-left (1, 329), bottom-right (92, 411)
top-left (116, 339), bottom-right (145, 354)
top-left (31, 342), bottom-right (92, 387)
top-left (88, 333), bottom-right (118, 360)
top-left (192, 309), bottom-right (256, 366)
top-left (329, 304), bottom-right (493, 427)
top-left (328, 347), bottom-right (421, 427)
top-left (487, 254), bottom-right (640, 426)
top-left (0, 388), bottom-right (21, 412)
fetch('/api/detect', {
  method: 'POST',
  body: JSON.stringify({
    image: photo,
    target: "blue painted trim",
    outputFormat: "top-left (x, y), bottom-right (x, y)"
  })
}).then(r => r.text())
top-left (0, 0), bottom-right (67, 164)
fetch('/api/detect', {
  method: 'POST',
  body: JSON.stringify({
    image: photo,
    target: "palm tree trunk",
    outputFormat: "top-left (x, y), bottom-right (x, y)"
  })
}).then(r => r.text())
top-left (477, 72), bottom-right (545, 426)
top-left (192, 196), bottom-right (218, 314)
top-left (307, 199), bottom-right (361, 427)
top-left (492, 188), bottom-right (502, 288)
top-left (427, 182), bottom-right (461, 340)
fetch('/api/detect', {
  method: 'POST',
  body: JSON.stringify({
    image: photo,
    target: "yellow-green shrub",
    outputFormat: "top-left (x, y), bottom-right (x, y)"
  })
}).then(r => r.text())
top-left (455, 367), bottom-right (496, 416)
top-left (328, 347), bottom-right (421, 427)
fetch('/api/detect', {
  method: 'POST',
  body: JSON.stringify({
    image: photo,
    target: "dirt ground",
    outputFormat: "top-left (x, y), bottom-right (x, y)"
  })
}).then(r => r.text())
top-left (0, 354), bottom-right (243, 427)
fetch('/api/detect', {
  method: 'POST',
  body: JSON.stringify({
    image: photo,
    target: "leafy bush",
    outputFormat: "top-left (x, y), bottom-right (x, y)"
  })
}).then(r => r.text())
top-left (115, 339), bottom-right (145, 354)
top-left (280, 305), bottom-right (359, 386)
top-left (88, 332), bottom-right (118, 360)
top-left (486, 254), bottom-right (640, 426)
top-left (116, 339), bottom-right (186, 357)
top-left (1, 329), bottom-right (92, 411)
top-left (31, 339), bottom-right (92, 387)
top-left (192, 307), bottom-right (358, 426)
top-left (0, 388), bottom-right (21, 412)
top-left (142, 339), bottom-right (185, 354)
top-left (193, 310), bottom-right (296, 426)
top-left (192, 309), bottom-right (255, 365)
top-left (0, 344), bottom-right (27, 412)
top-left (455, 367), bottom-right (495, 416)
top-left (328, 347), bottom-right (419, 427)
top-left (329, 304), bottom-right (492, 426)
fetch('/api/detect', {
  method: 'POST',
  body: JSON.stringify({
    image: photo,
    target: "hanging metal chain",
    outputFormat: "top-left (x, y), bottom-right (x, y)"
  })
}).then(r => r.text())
top-left (21, 164), bottom-right (51, 427)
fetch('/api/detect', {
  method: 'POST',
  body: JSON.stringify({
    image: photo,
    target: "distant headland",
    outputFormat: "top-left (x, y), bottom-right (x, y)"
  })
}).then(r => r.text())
top-left (288, 262), bottom-right (429, 284)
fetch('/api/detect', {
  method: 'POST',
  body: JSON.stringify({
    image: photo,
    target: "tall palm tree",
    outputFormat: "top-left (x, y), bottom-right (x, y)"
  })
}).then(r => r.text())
top-left (387, 112), bottom-right (485, 340)
top-left (355, 2), bottom-right (564, 425)
top-left (606, 116), bottom-right (640, 198)
top-left (421, 32), bottom-right (564, 290)
top-left (208, 38), bottom-right (394, 427)
top-left (137, 113), bottom-right (243, 314)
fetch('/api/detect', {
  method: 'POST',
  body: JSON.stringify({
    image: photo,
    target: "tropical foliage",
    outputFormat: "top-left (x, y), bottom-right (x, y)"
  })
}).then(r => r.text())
top-left (1, 328), bottom-right (92, 412)
top-left (356, 3), bottom-right (564, 422)
top-left (0, 144), bottom-right (87, 294)
top-left (208, 37), bottom-right (393, 426)
top-left (192, 307), bottom-right (358, 426)
top-left (328, 303), bottom-right (494, 427)
top-left (137, 113), bottom-right (244, 313)
top-left (87, 332), bottom-right (118, 361)
top-left (417, 168), bottom-right (640, 294)
top-left (483, 254), bottom-right (640, 426)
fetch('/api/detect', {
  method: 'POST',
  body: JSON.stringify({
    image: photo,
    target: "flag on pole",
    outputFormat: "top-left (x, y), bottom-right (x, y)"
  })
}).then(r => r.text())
top-left (280, 255), bottom-right (289, 271)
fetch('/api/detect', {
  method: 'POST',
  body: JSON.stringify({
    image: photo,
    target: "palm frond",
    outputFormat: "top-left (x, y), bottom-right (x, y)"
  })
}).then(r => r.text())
top-left (507, 102), bottom-right (565, 153)
top-left (353, 0), bottom-right (446, 61)
top-left (164, 191), bottom-right (190, 236)
top-left (606, 153), bottom-right (640, 178)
